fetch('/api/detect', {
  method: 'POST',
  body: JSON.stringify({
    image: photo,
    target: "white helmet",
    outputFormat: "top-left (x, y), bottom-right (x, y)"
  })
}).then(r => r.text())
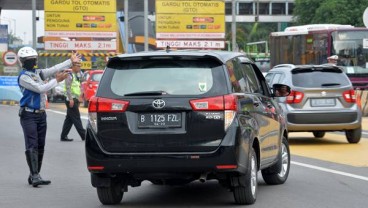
top-left (18, 47), bottom-right (38, 59)
top-left (18, 47), bottom-right (38, 67)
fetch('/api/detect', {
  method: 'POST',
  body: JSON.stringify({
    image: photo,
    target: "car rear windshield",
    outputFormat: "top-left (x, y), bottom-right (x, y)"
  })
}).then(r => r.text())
top-left (291, 67), bottom-right (351, 87)
top-left (99, 58), bottom-right (226, 97)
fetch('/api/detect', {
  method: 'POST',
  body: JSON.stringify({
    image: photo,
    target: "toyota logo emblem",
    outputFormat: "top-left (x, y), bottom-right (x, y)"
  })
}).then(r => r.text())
top-left (152, 99), bottom-right (165, 109)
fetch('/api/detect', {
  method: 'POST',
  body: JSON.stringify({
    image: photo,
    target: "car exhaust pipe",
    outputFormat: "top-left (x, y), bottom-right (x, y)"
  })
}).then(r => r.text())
top-left (199, 173), bottom-right (207, 183)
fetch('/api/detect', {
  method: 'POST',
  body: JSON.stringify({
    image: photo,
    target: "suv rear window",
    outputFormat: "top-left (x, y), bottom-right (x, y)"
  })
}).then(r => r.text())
top-left (291, 68), bottom-right (351, 87)
top-left (111, 67), bottom-right (213, 95)
top-left (100, 58), bottom-right (225, 97)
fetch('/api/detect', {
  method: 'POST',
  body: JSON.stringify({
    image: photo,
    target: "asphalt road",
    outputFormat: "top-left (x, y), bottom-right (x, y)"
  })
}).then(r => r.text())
top-left (0, 103), bottom-right (367, 208)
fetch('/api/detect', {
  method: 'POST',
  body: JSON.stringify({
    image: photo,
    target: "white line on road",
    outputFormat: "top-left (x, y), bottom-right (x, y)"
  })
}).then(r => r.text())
top-left (292, 161), bottom-right (368, 182)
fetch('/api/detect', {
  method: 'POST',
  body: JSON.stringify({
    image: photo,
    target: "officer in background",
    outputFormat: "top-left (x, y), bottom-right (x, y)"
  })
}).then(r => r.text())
top-left (327, 55), bottom-right (338, 66)
top-left (18, 47), bottom-right (81, 187)
top-left (60, 63), bottom-right (86, 142)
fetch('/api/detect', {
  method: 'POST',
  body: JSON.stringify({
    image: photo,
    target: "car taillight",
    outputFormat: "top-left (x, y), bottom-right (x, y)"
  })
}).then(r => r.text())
top-left (88, 97), bottom-right (130, 132)
top-left (286, 90), bottom-right (304, 104)
top-left (343, 90), bottom-right (356, 103)
top-left (190, 95), bottom-right (237, 131)
top-left (189, 96), bottom-right (224, 110)
top-left (88, 97), bottom-right (129, 112)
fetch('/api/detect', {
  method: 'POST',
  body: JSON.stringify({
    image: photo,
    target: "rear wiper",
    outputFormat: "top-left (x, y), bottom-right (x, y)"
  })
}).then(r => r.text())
top-left (321, 83), bottom-right (341, 87)
top-left (124, 90), bottom-right (169, 96)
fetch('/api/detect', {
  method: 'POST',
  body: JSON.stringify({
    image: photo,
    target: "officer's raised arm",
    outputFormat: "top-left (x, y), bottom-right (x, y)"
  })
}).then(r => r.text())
top-left (40, 51), bottom-right (82, 79)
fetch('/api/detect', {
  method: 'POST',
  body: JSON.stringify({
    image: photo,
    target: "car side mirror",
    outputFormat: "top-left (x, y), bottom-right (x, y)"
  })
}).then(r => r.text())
top-left (273, 84), bottom-right (291, 97)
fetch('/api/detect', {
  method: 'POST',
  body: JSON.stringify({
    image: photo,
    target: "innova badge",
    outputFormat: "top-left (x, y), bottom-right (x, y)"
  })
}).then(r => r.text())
top-left (152, 99), bottom-right (165, 109)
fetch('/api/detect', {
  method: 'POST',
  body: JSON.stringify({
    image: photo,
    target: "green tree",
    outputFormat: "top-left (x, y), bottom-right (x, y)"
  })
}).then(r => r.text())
top-left (293, 0), bottom-right (322, 25)
top-left (293, 0), bottom-right (368, 26)
top-left (225, 23), bottom-right (277, 52)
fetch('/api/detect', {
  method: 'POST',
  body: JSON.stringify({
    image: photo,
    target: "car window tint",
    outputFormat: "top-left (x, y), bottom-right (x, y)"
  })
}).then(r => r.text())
top-left (240, 63), bottom-right (263, 94)
top-left (292, 71), bottom-right (350, 87)
top-left (226, 59), bottom-right (244, 93)
top-left (110, 67), bottom-right (213, 96)
top-left (92, 73), bottom-right (102, 82)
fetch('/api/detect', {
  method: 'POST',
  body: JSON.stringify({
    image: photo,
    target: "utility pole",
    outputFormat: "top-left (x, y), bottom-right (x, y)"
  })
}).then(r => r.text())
top-left (32, 0), bottom-right (36, 48)
top-left (231, 0), bottom-right (237, 51)
top-left (124, 0), bottom-right (129, 53)
top-left (144, 0), bottom-right (149, 51)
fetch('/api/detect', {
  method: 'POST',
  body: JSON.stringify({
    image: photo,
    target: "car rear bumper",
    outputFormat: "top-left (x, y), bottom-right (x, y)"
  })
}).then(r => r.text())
top-left (85, 124), bottom-right (250, 176)
top-left (286, 111), bottom-right (362, 131)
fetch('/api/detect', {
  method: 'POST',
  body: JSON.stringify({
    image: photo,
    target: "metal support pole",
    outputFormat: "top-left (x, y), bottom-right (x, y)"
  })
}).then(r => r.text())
top-left (144, 0), bottom-right (149, 51)
top-left (32, 0), bottom-right (36, 49)
top-left (124, 0), bottom-right (129, 53)
top-left (231, 0), bottom-right (237, 52)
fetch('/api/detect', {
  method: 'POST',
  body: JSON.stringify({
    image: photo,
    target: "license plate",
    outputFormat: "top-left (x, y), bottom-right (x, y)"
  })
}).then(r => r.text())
top-left (311, 98), bottom-right (336, 107)
top-left (138, 113), bottom-right (182, 128)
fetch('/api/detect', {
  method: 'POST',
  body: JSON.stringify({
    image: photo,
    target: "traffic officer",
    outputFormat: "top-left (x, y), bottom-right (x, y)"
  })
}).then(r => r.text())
top-left (18, 47), bottom-right (81, 187)
top-left (60, 63), bottom-right (86, 142)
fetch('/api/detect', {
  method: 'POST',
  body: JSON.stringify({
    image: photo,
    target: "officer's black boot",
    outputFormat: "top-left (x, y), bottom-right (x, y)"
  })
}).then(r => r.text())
top-left (37, 149), bottom-right (51, 185)
top-left (25, 150), bottom-right (43, 187)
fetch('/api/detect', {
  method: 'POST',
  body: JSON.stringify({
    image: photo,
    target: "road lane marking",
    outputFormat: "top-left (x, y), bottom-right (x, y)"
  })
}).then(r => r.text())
top-left (292, 161), bottom-right (368, 182)
top-left (47, 109), bottom-right (88, 120)
top-left (289, 132), bottom-right (368, 167)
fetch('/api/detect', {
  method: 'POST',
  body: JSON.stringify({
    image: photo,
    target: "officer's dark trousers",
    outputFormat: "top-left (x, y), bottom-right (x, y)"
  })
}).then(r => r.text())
top-left (20, 112), bottom-right (47, 151)
top-left (60, 98), bottom-right (86, 140)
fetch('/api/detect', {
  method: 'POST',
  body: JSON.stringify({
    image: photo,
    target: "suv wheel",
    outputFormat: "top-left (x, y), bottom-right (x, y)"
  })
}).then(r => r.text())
top-left (313, 131), bottom-right (325, 138)
top-left (261, 136), bottom-right (290, 185)
top-left (97, 181), bottom-right (124, 205)
top-left (233, 148), bottom-right (257, 205)
top-left (345, 126), bottom-right (361, 144)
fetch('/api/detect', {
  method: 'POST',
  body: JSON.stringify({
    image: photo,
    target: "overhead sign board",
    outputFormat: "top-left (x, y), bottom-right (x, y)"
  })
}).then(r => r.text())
top-left (45, 0), bottom-right (116, 13)
top-left (2, 51), bottom-right (18, 66)
top-left (156, 0), bottom-right (225, 38)
top-left (155, 0), bottom-right (225, 49)
top-left (44, 0), bottom-right (117, 51)
top-left (45, 12), bottom-right (117, 32)
top-left (45, 41), bottom-right (117, 51)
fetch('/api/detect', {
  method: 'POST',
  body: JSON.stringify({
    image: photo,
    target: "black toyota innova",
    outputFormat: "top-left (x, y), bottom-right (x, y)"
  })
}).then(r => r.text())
top-left (85, 50), bottom-right (291, 205)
